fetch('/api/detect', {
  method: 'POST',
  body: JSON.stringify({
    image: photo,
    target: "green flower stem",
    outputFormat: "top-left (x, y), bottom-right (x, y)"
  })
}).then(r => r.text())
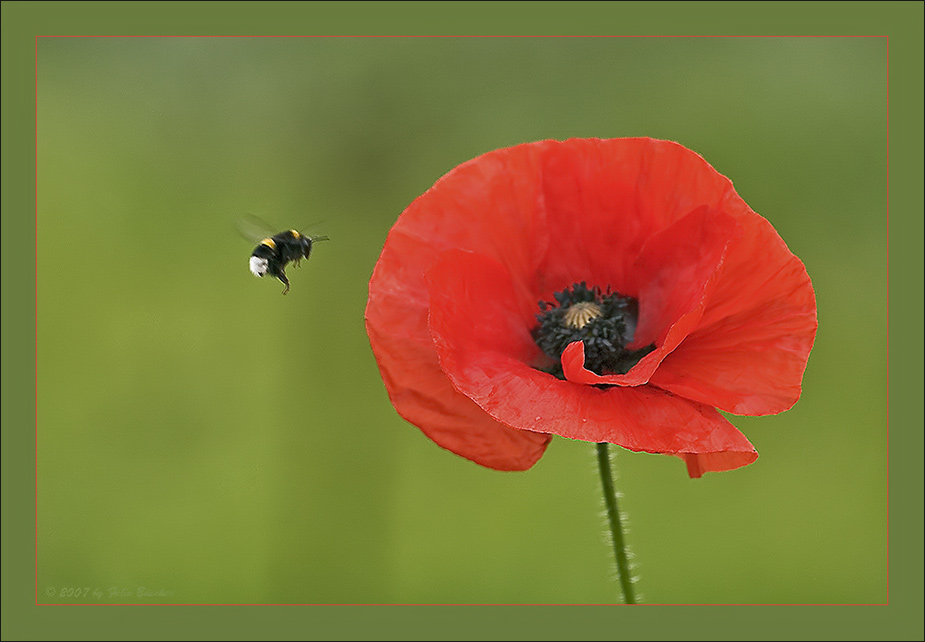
top-left (596, 442), bottom-right (638, 604)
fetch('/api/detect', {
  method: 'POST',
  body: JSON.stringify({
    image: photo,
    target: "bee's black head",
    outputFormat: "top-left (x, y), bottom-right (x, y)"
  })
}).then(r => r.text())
top-left (300, 235), bottom-right (314, 258)
top-left (303, 234), bottom-right (330, 258)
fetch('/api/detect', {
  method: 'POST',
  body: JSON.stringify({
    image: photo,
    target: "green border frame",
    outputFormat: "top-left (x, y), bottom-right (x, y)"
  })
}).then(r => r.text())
top-left (3, 2), bottom-right (922, 639)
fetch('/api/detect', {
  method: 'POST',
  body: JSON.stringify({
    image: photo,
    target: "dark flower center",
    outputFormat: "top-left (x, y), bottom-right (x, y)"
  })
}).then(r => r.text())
top-left (532, 282), bottom-right (655, 379)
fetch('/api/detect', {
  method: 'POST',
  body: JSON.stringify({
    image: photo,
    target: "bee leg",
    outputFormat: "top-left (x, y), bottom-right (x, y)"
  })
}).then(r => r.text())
top-left (277, 271), bottom-right (290, 295)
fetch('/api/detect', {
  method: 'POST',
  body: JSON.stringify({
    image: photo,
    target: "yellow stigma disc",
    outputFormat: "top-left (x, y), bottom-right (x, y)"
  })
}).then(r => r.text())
top-left (564, 302), bottom-right (603, 329)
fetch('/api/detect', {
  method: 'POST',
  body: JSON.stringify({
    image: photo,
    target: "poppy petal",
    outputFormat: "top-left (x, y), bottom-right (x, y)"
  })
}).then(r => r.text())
top-left (532, 138), bottom-right (737, 297)
top-left (426, 249), bottom-right (758, 475)
top-left (650, 208), bottom-right (818, 415)
top-left (558, 206), bottom-right (739, 386)
top-left (366, 232), bottom-right (550, 472)
top-left (680, 450), bottom-right (759, 479)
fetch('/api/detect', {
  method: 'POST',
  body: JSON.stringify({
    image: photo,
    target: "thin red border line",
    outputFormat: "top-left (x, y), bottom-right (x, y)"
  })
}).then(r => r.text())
top-left (33, 34), bottom-right (888, 38)
top-left (36, 601), bottom-right (888, 607)
top-left (34, 34), bottom-right (39, 608)
top-left (884, 34), bottom-right (889, 607)
top-left (31, 33), bottom-right (891, 609)
top-left (32, 33), bottom-right (891, 608)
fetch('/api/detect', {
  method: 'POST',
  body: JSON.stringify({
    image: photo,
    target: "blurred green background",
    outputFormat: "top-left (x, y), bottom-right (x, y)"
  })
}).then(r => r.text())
top-left (37, 36), bottom-right (886, 605)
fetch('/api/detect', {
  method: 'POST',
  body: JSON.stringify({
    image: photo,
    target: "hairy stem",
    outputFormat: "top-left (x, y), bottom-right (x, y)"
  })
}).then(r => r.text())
top-left (596, 442), bottom-right (638, 604)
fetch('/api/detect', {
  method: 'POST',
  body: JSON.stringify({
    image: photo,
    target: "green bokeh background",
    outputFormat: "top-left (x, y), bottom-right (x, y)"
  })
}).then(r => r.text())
top-left (37, 36), bottom-right (887, 605)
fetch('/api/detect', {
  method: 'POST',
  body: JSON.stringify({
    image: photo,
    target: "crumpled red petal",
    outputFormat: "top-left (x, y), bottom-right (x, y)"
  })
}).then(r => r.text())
top-left (527, 138), bottom-right (737, 297)
top-left (426, 249), bottom-right (758, 475)
top-left (366, 230), bottom-right (550, 472)
top-left (649, 202), bottom-right (818, 415)
top-left (559, 206), bottom-right (739, 386)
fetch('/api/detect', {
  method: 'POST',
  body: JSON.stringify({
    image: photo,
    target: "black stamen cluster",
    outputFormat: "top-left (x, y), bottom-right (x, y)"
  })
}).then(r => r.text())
top-left (532, 282), bottom-right (655, 378)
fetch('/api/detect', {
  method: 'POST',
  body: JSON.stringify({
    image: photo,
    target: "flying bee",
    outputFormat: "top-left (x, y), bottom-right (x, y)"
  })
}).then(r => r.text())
top-left (238, 215), bottom-right (329, 295)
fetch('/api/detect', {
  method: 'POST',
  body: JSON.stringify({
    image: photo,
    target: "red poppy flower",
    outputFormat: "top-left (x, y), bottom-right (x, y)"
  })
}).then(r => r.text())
top-left (365, 138), bottom-right (817, 477)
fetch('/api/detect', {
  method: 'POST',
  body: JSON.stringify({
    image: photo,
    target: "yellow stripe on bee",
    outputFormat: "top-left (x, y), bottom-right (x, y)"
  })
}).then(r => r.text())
top-left (260, 237), bottom-right (276, 249)
top-left (290, 230), bottom-right (300, 238)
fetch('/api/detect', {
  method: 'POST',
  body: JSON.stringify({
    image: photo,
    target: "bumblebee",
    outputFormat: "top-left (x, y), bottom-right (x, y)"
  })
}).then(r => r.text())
top-left (239, 216), bottom-right (328, 294)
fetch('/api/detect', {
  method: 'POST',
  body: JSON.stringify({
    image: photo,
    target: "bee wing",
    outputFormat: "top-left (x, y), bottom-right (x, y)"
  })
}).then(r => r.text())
top-left (236, 214), bottom-right (278, 243)
top-left (299, 219), bottom-right (327, 235)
